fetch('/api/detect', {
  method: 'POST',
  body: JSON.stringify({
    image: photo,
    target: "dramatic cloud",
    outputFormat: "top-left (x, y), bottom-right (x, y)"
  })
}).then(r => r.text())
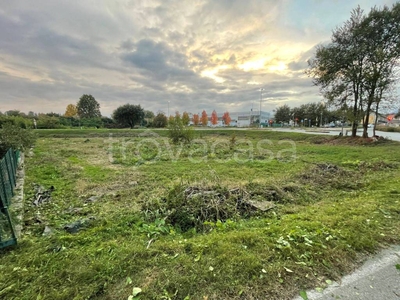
top-left (0, 0), bottom-right (398, 116)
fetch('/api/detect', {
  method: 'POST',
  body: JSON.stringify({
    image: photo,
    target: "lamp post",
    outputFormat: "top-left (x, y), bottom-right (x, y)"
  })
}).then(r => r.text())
top-left (259, 88), bottom-right (265, 128)
top-left (320, 101), bottom-right (325, 128)
top-left (167, 101), bottom-right (170, 117)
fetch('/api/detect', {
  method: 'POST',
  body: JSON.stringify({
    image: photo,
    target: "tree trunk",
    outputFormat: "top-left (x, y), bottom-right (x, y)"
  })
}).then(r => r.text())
top-left (373, 103), bottom-right (378, 137)
top-left (363, 83), bottom-right (377, 138)
top-left (373, 89), bottom-right (383, 137)
top-left (362, 105), bottom-right (370, 138)
top-left (351, 85), bottom-right (359, 137)
top-left (351, 121), bottom-right (358, 137)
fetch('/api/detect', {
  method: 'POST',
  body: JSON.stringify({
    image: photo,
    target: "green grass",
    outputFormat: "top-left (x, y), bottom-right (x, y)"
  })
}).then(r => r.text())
top-left (1, 129), bottom-right (400, 300)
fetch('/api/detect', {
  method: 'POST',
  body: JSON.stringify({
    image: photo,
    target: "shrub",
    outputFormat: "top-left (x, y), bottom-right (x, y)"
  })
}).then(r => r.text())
top-left (153, 113), bottom-right (168, 128)
top-left (141, 182), bottom-right (296, 232)
top-left (168, 115), bottom-right (193, 144)
top-left (0, 123), bottom-right (36, 157)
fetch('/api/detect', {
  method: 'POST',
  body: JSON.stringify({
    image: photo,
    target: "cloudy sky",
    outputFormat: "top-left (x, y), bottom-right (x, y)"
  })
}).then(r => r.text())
top-left (0, 0), bottom-right (397, 116)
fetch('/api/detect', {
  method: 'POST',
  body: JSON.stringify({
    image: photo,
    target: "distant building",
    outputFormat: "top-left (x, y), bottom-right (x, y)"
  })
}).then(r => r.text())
top-left (194, 110), bottom-right (273, 127)
top-left (230, 110), bottom-right (272, 127)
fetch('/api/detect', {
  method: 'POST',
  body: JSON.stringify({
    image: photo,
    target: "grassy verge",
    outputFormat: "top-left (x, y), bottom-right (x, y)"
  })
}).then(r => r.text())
top-left (1, 130), bottom-right (400, 300)
top-left (376, 125), bottom-right (400, 132)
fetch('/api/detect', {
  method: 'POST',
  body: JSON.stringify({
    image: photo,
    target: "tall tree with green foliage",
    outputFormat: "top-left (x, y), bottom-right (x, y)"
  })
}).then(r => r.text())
top-left (144, 110), bottom-right (155, 125)
top-left (153, 113), bottom-right (168, 128)
top-left (358, 4), bottom-right (400, 137)
top-left (308, 3), bottom-right (400, 137)
top-left (274, 105), bottom-right (291, 123)
top-left (77, 94), bottom-right (101, 118)
top-left (112, 104), bottom-right (144, 128)
top-left (182, 112), bottom-right (190, 126)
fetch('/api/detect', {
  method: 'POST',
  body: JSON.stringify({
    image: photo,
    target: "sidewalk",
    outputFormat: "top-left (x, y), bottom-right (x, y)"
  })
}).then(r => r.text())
top-left (293, 245), bottom-right (400, 300)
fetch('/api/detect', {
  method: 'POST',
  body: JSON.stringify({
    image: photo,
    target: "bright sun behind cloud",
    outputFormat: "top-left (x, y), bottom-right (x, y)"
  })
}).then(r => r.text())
top-left (238, 58), bottom-right (266, 72)
top-left (201, 65), bottom-right (229, 83)
top-left (268, 62), bottom-right (287, 72)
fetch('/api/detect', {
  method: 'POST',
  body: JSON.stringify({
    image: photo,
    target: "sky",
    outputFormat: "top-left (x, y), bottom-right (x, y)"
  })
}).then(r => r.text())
top-left (0, 0), bottom-right (398, 117)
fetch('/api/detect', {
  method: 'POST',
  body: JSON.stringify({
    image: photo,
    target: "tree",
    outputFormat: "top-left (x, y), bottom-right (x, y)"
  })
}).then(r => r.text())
top-left (77, 94), bottom-right (101, 118)
top-left (64, 104), bottom-right (78, 117)
top-left (153, 113), bottom-right (168, 128)
top-left (308, 7), bottom-right (366, 136)
top-left (193, 114), bottom-right (200, 126)
top-left (222, 111), bottom-right (231, 126)
top-left (358, 4), bottom-right (400, 137)
top-left (28, 111), bottom-right (36, 118)
top-left (308, 4), bottom-right (400, 137)
top-left (144, 110), bottom-right (155, 119)
top-left (101, 117), bottom-right (116, 128)
top-left (211, 110), bottom-right (218, 125)
top-left (182, 111), bottom-right (190, 126)
top-left (36, 114), bottom-right (61, 129)
top-left (112, 104), bottom-right (144, 128)
top-left (5, 110), bottom-right (21, 117)
top-left (274, 105), bottom-right (291, 123)
top-left (201, 110), bottom-right (208, 126)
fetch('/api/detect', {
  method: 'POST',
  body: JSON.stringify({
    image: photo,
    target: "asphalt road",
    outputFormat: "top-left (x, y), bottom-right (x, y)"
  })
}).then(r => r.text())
top-left (269, 127), bottom-right (400, 142)
top-left (293, 245), bottom-right (400, 300)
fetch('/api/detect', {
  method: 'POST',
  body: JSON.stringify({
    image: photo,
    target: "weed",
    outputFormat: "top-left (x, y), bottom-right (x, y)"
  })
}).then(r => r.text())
top-left (168, 118), bottom-right (193, 144)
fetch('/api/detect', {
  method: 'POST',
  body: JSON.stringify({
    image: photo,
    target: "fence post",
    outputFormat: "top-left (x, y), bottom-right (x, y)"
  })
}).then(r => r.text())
top-left (5, 150), bottom-right (16, 196)
top-left (0, 160), bottom-right (10, 206)
top-left (9, 149), bottom-right (17, 183)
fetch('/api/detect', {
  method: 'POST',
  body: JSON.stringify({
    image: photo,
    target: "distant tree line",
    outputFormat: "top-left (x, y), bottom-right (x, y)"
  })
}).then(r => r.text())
top-left (0, 95), bottom-right (152, 129)
top-left (1, 94), bottom-right (234, 129)
top-left (274, 103), bottom-right (349, 127)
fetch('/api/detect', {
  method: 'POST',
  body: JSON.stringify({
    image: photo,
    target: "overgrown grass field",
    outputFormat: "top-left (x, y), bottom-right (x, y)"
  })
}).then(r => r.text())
top-left (1, 129), bottom-right (400, 300)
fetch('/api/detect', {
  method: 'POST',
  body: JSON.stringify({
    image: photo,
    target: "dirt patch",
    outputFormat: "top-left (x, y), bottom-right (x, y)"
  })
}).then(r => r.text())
top-left (307, 135), bottom-right (393, 146)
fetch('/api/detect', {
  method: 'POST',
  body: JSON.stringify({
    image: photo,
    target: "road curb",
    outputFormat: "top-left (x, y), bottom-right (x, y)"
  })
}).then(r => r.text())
top-left (294, 245), bottom-right (400, 300)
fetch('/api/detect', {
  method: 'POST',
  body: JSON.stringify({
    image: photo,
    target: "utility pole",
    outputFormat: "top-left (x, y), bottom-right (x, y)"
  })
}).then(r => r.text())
top-left (259, 88), bottom-right (264, 128)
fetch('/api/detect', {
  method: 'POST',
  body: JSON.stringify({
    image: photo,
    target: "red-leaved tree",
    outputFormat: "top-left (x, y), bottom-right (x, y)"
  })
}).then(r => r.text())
top-left (211, 110), bottom-right (218, 125)
top-left (201, 110), bottom-right (208, 126)
top-left (193, 114), bottom-right (200, 126)
top-left (222, 111), bottom-right (231, 126)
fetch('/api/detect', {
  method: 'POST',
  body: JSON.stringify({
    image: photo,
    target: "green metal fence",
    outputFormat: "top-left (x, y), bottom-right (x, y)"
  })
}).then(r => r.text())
top-left (0, 148), bottom-right (19, 248)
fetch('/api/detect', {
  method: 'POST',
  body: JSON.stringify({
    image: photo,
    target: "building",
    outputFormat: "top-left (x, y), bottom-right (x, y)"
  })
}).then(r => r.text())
top-left (231, 110), bottom-right (272, 127)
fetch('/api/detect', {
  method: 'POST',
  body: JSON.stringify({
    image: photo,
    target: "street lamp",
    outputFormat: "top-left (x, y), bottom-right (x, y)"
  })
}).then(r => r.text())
top-left (167, 101), bottom-right (170, 117)
top-left (320, 101), bottom-right (325, 128)
top-left (259, 88), bottom-right (265, 128)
